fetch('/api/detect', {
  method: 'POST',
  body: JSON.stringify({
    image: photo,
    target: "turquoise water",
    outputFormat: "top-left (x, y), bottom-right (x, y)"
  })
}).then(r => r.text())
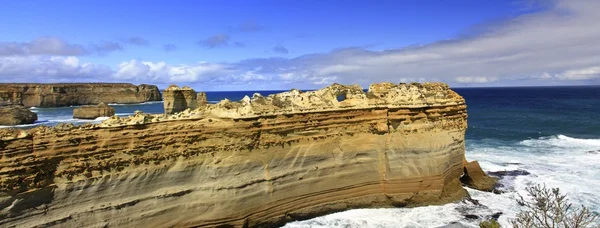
top-left (3, 86), bottom-right (599, 227)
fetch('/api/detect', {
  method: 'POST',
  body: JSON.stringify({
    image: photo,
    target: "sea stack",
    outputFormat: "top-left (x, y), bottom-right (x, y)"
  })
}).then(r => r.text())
top-left (0, 83), bottom-right (162, 107)
top-left (0, 105), bottom-right (37, 125)
top-left (163, 85), bottom-right (207, 114)
top-left (73, 102), bottom-right (116, 119)
top-left (0, 82), bottom-right (495, 227)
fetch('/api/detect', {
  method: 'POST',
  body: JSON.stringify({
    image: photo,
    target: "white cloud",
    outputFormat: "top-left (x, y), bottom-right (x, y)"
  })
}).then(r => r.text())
top-left (2, 0), bottom-right (600, 89)
top-left (455, 76), bottom-right (497, 83)
top-left (113, 60), bottom-right (237, 83)
top-left (0, 37), bottom-right (87, 56)
top-left (229, 0), bottom-right (600, 87)
top-left (555, 66), bottom-right (600, 80)
top-left (0, 56), bottom-right (110, 82)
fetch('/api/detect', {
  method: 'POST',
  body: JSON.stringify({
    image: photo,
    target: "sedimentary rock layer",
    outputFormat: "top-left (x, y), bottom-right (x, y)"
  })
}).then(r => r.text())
top-left (72, 103), bottom-right (116, 119)
top-left (0, 83), bottom-right (161, 107)
top-left (0, 82), bottom-right (486, 227)
top-left (163, 85), bottom-right (207, 114)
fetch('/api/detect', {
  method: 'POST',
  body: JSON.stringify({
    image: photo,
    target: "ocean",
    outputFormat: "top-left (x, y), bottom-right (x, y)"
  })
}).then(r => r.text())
top-left (2, 86), bottom-right (599, 227)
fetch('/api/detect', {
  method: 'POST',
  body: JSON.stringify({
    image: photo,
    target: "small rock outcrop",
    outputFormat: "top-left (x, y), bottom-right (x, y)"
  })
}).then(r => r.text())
top-left (0, 105), bottom-right (37, 125)
top-left (197, 92), bottom-right (208, 107)
top-left (163, 85), bottom-right (207, 114)
top-left (460, 160), bottom-right (498, 192)
top-left (73, 102), bottom-right (115, 119)
top-left (0, 83), bottom-right (162, 107)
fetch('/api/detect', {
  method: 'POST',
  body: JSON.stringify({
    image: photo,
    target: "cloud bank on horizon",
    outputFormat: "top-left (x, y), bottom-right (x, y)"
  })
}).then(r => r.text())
top-left (0, 0), bottom-right (599, 90)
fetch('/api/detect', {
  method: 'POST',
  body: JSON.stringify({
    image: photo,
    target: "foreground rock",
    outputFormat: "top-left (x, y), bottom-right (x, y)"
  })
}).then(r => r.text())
top-left (0, 82), bottom-right (494, 227)
top-left (0, 83), bottom-right (161, 107)
top-left (73, 102), bottom-right (115, 119)
top-left (0, 105), bottom-right (37, 125)
top-left (461, 161), bottom-right (498, 191)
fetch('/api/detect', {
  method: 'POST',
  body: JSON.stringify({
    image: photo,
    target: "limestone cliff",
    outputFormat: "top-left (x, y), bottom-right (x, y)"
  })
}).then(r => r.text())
top-left (0, 83), bottom-right (162, 107)
top-left (0, 82), bottom-right (493, 227)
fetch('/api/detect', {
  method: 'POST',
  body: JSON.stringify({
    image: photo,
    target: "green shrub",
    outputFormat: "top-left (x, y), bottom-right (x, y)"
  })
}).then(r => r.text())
top-left (480, 219), bottom-right (501, 228)
top-left (511, 184), bottom-right (599, 228)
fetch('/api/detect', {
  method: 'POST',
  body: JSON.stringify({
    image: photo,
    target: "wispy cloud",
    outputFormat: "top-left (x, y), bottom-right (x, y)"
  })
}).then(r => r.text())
top-left (1, 0), bottom-right (600, 89)
top-left (0, 37), bottom-right (87, 56)
top-left (272, 45), bottom-right (289, 54)
top-left (124, 36), bottom-right (149, 46)
top-left (91, 41), bottom-right (123, 55)
top-left (234, 42), bottom-right (246, 48)
top-left (238, 21), bottom-right (263, 32)
top-left (163, 43), bottom-right (177, 52)
top-left (197, 34), bottom-right (230, 48)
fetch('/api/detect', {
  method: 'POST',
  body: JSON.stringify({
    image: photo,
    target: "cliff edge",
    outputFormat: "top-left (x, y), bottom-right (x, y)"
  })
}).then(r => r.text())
top-left (0, 82), bottom-right (494, 227)
top-left (0, 83), bottom-right (162, 107)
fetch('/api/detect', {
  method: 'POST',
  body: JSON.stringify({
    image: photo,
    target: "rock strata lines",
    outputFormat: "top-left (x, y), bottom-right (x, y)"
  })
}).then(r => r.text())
top-left (0, 82), bottom-right (495, 227)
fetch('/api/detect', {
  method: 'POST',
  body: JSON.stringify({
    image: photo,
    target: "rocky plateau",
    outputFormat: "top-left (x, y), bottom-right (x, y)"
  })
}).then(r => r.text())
top-left (0, 83), bottom-right (161, 108)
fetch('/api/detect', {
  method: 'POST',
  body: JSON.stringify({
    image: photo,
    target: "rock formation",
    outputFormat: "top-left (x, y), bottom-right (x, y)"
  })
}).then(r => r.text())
top-left (163, 85), bottom-right (206, 114)
top-left (197, 91), bottom-right (208, 107)
top-left (0, 105), bottom-right (38, 125)
top-left (0, 83), bottom-right (162, 107)
top-left (0, 82), bottom-right (495, 227)
top-left (0, 91), bottom-right (22, 106)
top-left (461, 160), bottom-right (498, 192)
top-left (72, 102), bottom-right (116, 119)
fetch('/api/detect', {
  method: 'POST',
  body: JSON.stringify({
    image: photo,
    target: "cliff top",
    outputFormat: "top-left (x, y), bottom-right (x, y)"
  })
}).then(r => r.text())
top-left (0, 82), bottom-right (464, 139)
top-left (0, 83), bottom-right (157, 88)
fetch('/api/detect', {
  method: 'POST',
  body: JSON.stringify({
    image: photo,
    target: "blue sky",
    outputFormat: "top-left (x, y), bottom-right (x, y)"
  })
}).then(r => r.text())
top-left (1, 0), bottom-right (599, 90)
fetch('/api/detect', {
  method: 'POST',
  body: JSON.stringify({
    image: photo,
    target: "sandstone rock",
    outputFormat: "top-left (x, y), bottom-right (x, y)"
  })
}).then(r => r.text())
top-left (0, 91), bottom-right (22, 106)
top-left (0, 82), bottom-right (487, 228)
top-left (0, 83), bottom-right (161, 107)
top-left (73, 102), bottom-right (115, 119)
top-left (460, 160), bottom-right (498, 192)
top-left (197, 92), bottom-right (208, 107)
top-left (0, 105), bottom-right (37, 125)
top-left (163, 84), bottom-right (198, 114)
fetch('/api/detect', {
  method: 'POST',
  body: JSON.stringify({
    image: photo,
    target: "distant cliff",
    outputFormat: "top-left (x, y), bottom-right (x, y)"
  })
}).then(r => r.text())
top-left (0, 82), bottom-right (495, 227)
top-left (0, 83), bottom-right (161, 107)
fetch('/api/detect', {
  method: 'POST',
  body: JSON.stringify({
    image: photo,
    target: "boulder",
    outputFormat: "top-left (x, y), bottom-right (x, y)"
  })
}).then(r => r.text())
top-left (0, 105), bottom-right (37, 125)
top-left (73, 102), bottom-right (115, 119)
top-left (460, 160), bottom-right (498, 191)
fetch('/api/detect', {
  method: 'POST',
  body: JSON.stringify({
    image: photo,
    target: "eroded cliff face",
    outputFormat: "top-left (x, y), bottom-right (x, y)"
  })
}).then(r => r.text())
top-left (0, 83), bottom-right (162, 107)
top-left (0, 82), bottom-right (488, 227)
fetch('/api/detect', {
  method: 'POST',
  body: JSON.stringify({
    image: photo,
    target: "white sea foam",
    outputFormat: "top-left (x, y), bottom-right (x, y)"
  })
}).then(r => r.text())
top-left (94, 117), bottom-right (110, 121)
top-left (108, 101), bottom-right (164, 106)
top-left (285, 135), bottom-right (600, 227)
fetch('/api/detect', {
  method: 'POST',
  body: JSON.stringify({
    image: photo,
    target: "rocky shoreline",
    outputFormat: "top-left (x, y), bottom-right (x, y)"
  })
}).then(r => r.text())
top-left (0, 82), bottom-right (496, 227)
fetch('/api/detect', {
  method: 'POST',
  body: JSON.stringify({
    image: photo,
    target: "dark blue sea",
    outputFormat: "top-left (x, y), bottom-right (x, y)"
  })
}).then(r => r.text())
top-left (3, 86), bottom-right (599, 227)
